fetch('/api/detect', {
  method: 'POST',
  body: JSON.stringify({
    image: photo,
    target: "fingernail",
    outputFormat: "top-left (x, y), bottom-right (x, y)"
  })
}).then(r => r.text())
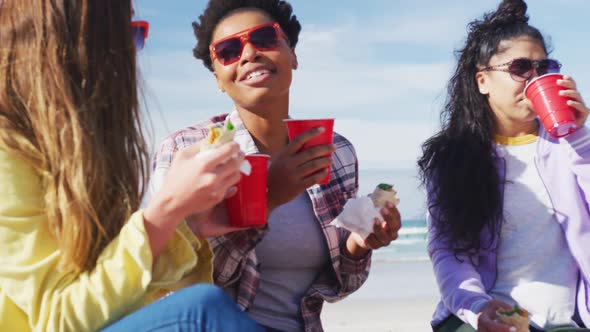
top-left (317, 127), bottom-right (325, 133)
top-left (227, 186), bottom-right (237, 196)
top-left (509, 327), bottom-right (516, 332)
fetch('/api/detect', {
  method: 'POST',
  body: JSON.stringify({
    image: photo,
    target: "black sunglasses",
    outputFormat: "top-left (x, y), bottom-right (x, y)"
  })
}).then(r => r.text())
top-left (481, 58), bottom-right (562, 82)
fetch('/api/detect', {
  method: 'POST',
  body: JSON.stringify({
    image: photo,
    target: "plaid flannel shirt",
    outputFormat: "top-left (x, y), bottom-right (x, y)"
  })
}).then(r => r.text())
top-left (151, 111), bottom-right (372, 332)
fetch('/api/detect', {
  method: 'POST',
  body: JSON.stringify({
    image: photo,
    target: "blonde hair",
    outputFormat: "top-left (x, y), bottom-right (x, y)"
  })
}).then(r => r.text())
top-left (0, 0), bottom-right (149, 273)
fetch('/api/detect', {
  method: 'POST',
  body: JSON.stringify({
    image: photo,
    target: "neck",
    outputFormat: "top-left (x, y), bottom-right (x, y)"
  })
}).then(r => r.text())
top-left (236, 97), bottom-right (290, 157)
top-left (493, 117), bottom-right (539, 138)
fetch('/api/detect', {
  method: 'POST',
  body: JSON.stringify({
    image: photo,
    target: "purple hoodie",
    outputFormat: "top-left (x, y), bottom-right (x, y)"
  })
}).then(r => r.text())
top-left (428, 126), bottom-right (590, 329)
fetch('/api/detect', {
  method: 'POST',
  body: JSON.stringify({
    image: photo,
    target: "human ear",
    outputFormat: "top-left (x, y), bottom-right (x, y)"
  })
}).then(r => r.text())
top-left (476, 71), bottom-right (489, 95)
top-left (214, 71), bottom-right (225, 93)
top-left (291, 48), bottom-right (298, 70)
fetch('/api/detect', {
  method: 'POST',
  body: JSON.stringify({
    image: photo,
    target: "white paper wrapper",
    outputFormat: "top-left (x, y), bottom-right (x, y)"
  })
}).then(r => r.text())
top-left (240, 160), bottom-right (252, 176)
top-left (330, 183), bottom-right (400, 239)
top-left (330, 196), bottom-right (382, 239)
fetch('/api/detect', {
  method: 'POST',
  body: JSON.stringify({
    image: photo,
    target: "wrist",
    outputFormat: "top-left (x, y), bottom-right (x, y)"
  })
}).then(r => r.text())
top-left (266, 197), bottom-right (278, 216)
top-left (144, 193), bottom-right (183, 228)
top-left (142, 194), bottom-right (185, 258)
top-left (344, 234), bottom-right (370, 260)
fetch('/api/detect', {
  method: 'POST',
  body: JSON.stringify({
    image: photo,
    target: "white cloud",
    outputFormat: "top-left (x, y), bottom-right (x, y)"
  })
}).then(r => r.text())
top-left (290, 61), bottom-right (451, 114)
top-left (364, 17), bottom-right (466, 45)
top-left (335, 118), bottom-right (438, 170)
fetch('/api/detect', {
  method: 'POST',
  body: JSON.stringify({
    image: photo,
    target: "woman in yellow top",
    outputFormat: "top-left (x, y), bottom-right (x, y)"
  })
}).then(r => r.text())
top-left (0, 0), bottom-right (264, 331)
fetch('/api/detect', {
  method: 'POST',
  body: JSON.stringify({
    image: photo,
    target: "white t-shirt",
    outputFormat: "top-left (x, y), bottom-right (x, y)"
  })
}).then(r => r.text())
top-left (489, 134), bottom-right (578, 329)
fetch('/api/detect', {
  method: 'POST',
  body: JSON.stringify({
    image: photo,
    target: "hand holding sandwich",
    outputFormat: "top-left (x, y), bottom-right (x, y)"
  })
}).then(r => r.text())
top-left (345, 201), bottom-right (401, 259)
top-left (478, 299), bottom-right (526, 332)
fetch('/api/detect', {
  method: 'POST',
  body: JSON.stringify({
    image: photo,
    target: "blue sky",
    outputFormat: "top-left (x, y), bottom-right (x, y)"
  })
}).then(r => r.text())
top-left (135, 0), bottom-right (589, 217)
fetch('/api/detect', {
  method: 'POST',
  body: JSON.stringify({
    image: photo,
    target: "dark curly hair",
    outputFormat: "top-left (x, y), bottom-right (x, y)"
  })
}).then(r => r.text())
top-left (192, 0), bottom-right (302, 72)
top-left (418, 0), bottom-right (549, 255)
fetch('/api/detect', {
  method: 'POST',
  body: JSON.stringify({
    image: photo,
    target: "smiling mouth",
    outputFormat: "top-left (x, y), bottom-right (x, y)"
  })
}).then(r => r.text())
top-left (238, 66), bottom-right (278, 83)
top-left (245, 69), bottom-right (272, 81)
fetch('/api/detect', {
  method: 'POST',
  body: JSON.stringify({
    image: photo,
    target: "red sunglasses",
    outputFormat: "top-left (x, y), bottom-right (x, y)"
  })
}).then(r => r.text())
top-left (131, 20), bottom-right (149, 50)
top-left (209, 22), bottom-right (289, 66)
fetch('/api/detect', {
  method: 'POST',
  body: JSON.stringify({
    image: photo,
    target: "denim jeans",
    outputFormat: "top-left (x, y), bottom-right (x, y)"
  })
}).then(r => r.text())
top-left (101, 284), bottom-right (264, 332)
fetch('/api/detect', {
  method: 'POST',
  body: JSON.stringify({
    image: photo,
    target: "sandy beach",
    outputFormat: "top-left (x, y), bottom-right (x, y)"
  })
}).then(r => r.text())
top-left (321, 260), bottom-right (439, 332)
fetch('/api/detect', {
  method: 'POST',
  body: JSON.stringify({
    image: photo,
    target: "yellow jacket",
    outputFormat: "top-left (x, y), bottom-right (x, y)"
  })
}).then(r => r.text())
top-left (0, 149), bottom-right (213, 332)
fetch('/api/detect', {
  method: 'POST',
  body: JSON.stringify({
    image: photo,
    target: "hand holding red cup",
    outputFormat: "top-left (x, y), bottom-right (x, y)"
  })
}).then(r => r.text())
top-left (283, 119), bottom-right (335, 184)
top-left (556, 75), bottom-right (589, 129)
top-left (525, 73), bottom-right (587, 138)
top-left (224, 154), bottom-right (270, 227)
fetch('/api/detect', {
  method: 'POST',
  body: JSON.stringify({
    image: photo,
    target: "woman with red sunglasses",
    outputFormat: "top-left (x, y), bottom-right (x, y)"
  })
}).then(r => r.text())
top-left (150, 0), bottom-right (401, 331)
top-left (419, 1), bottom-right (590, 332)
top-left (0, 1), bottom-right (266, 331)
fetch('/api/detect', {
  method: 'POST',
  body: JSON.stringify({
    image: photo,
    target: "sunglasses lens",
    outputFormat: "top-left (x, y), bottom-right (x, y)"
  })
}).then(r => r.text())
top-left (214, 38), bottom-right (243, 65)
top-left (250, 26), bottom-right (279, 50)
top-left (538, 59), bottom-right (561, 75)
top-left (132, 26), bottom-right (146, 50)
top-left (508, 59), bottom-right (534, 80)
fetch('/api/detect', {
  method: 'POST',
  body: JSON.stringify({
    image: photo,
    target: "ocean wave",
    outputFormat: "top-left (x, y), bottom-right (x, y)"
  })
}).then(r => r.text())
top-left (372, 256), bottom-right (431, 263)
top-left (398, 227), bottom-right (427, 236)
top-left (390, 238), bottom-right (426, 246)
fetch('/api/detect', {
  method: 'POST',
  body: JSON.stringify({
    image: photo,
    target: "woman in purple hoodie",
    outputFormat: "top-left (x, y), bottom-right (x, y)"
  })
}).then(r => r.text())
top-left (418, 1), bottom-right (590, 331)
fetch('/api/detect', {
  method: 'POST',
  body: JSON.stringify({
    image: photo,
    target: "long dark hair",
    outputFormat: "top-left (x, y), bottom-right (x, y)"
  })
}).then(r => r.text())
top-left (418, 0), bottom-right (548, 254)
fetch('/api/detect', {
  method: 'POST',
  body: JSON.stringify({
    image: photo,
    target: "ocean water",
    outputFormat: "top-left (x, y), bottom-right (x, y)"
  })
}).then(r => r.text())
top-left (371, 218), bottom-right (428, 263)
top-left (358, 168), bottom-right (429, 262)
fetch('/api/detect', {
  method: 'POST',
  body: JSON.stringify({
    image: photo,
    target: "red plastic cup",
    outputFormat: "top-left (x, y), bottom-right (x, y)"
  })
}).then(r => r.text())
top-left (284, 118), bottom-right (334, 185)
top-left (524, 73), bottom-right (578, 138)
top-left (224, 154), bottom-right (269, 227)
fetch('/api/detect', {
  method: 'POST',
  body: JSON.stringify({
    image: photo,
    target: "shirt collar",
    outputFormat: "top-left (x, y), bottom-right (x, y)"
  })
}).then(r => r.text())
top-left (226, 110), bottom-right (260, 155)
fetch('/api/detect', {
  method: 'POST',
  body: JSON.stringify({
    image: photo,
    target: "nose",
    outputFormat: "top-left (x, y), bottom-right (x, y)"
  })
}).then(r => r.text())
top-left (525, 70), bottom-right (541, 84)
top-left (239, 40), bottom-right (260, 65)
top-left (531, 68), bottom-right (542, 80)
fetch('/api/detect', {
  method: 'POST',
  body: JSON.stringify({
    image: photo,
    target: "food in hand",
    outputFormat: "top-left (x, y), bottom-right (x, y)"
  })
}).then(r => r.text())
top-left (202, 119), bottom-right (251, 175)
top-left (496, 304), bottom-right (529, 332)
top-left (204, 119), bottom-right (235, 149)
top-left (369, 183), bottom-right (400, 208)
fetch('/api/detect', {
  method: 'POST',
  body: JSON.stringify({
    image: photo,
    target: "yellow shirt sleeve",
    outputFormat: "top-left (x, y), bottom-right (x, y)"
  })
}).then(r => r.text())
top-left (0, 149), bottom-right (213, 332)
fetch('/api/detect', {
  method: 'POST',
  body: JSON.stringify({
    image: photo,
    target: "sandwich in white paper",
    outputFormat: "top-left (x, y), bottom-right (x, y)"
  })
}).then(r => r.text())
top-left (369, 183), bottom-right (400, 208)
top-left (330, 183), bottom-right (400, 239)
top-left (203, 120), bottom-right (236, 150)
top-left (201, 119), bottom-right (251, 175)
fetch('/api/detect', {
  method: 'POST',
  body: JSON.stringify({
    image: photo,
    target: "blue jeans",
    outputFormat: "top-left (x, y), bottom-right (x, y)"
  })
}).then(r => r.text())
top-left (101, 284), bottom-right (264, 332)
